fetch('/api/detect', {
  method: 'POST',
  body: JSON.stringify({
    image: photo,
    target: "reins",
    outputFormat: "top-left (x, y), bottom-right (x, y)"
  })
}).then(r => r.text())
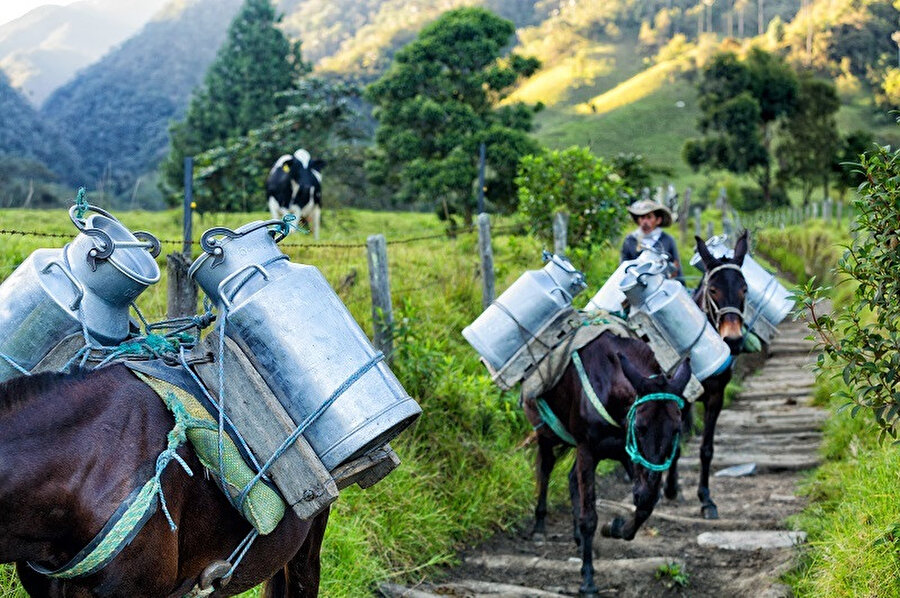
top-left (624, 392), bottom-right (684, 472)
top-left (699, 263), bottom-right (745, 327)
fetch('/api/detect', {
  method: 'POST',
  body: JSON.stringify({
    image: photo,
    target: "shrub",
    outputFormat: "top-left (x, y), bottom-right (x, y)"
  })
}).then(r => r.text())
top-left (515, 146), bottom-right (629, 251)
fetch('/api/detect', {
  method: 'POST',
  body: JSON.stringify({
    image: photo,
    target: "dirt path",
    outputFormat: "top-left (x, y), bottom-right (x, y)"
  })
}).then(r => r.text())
top-left (380, 319), bottom-right (820, 598)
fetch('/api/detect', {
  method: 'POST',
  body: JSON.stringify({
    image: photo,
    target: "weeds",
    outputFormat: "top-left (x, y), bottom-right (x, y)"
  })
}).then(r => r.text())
top-left (655, 561), bottom-right (689, 589)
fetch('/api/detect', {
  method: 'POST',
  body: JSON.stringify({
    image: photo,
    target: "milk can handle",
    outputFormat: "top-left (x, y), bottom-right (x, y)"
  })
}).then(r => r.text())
top-left (68, 204), bottom-right (161, 264)
top-left (200, 220), bottom-right (287, 269)
top-left (217, 264), bottom-right (271, 312)
top-left (41, 261), bottom-right (85, 311)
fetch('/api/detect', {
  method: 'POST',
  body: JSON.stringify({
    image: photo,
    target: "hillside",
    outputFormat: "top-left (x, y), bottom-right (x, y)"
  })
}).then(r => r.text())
top-left (39, 0), bottom-right (242, 198)
top-left (1, 0), bottom-right (899, 208)
top-left (0, 71), bottom-right (80, 187)
top-left (0, 0), bottom-right (169, 105)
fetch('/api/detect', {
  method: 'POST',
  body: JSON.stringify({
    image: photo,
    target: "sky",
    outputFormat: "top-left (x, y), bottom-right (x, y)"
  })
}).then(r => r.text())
top-left (0, 1), bottom-right (80, 28)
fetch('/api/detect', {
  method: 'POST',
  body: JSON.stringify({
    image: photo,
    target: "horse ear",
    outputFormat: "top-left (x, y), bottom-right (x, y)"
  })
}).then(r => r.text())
top-left (310, 159), bottom-right (327, 172)
top-left (732, 229), bottom-right (749, 266)
top-left (695, 235), bottom-right (714, 265)
top-left (668, 358), bottom-right (692, 394)
top-left (618, 353), bottom-right (648, 395)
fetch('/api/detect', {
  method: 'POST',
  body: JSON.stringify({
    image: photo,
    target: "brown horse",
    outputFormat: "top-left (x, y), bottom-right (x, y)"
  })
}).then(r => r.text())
top-left (0, 364), bottom-right (329, 598)
top-left (688, 230), bottom-right (749, 519)
top-left (524, 332), bottom-right (691, 598)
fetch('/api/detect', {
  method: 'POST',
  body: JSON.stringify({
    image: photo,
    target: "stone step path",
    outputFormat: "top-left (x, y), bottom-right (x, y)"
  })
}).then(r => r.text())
top-left (379, 320), bottom-right (821, 598)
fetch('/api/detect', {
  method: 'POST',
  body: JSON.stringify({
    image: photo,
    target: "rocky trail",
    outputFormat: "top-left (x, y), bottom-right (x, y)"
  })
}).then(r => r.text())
top-left (380, 318), bottom-right (820, 598)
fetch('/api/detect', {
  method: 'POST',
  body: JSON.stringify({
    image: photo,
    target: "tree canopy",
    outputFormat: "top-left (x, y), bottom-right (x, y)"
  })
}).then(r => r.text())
top-left (161, 0), bottom-right (307, 202)
top-left (364, 7), bottom-right (541, 222)
top-left (683, 48), bottom-right (798, 206)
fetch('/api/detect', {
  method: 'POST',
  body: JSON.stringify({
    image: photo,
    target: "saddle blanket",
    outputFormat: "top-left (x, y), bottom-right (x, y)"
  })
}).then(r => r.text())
top-left (520, 312), bottom-right (635, 406)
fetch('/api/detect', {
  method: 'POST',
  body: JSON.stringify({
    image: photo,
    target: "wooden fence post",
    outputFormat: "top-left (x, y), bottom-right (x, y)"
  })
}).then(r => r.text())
top-left (722, 211), bottom-right (734, 238)
top-left (824, 199), bottom-right (832, 225)
top-left (477, 213), bottom-right (495, 310)
top-left (706, 221), bottom-right (714, 239)
top-left (679, 187), bottom-right (691, 242)
top-left (553, 211), bottom-right (569, 256)
top-left (166, 253), bottom-right (197, 319)
top-left (836, 201), bottom-right (843, 226)
top-left (693, 206), bottom-right (702, 238)
top-left (366, 234), bottom-right (394, 360)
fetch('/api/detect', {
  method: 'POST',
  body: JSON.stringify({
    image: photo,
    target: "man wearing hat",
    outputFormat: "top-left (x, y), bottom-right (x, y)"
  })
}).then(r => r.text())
top-left (620, 199), bottom-right (683, 280)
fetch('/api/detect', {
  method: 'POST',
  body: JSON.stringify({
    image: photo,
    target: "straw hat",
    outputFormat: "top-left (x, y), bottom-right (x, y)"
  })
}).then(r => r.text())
top-left (627, 200), bottom-right (673, 227)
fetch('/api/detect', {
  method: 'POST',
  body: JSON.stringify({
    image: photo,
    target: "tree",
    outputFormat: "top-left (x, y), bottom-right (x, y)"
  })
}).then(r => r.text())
top-left (191, 77), bottom-right (363, 213)
top-left (161, 0), bottom-right (308, 203)
top-left (832, 129), bottom-right (875, 201)
top-left (364, 7), bottom-right (540, 223)
top-left (776, 73), bottom-right (840, 204)
top-left (683, 49), bottom-right (798, 206)
top-left (516, 147), bottom-right (630, 251)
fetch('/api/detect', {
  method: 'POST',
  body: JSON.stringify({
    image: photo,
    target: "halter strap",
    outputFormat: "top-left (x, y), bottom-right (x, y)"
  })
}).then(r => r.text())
top-left (700, 263), bottom-right (745, 326)
top-left (625, 392), bottom-right (684, 472)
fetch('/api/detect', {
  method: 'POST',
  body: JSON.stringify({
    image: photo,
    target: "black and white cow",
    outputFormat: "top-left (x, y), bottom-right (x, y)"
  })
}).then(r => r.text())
top-left (265, 148), bottom-right (326, 239)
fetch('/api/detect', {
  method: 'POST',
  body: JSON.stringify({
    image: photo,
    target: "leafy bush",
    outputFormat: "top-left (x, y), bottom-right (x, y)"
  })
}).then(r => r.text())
top-left (516, 146), bottom-right (629, 251)
top-left (797, 140), bottom-right (900, 439)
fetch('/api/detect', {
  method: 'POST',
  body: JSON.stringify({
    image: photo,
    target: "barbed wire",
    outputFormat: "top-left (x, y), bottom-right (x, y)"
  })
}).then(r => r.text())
top-left (0, 223), bottom-right (527, 249)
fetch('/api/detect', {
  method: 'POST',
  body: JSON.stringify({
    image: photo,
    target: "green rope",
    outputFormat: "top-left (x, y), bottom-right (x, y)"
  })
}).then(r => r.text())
top-left (571, 351), bottom-right (620, 428)
top-left (73, 187), bottom-right (88, 220)
top-left (625, 392), bottom-right (684, 472)
top-left (535, 398), bottom-right (576, 445)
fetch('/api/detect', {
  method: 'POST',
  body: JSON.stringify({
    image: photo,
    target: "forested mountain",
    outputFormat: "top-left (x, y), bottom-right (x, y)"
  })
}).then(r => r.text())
top-left (1, 0), bottom-right (898, 208)
top-left (0, 71), bottom-right (80, 182)
top-left (39, 0), bottom-right (242, 198)
top-left (0, 0), bottom-right (169, 106)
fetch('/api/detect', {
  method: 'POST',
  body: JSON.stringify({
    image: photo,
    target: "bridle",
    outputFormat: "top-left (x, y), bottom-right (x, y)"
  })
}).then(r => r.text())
top-left (699, 263), bottom-right (745, 328)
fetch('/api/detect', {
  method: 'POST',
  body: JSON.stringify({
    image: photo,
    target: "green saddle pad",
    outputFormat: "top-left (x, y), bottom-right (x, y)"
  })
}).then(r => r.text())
top-left (133, 371), bottom-right (286, 535)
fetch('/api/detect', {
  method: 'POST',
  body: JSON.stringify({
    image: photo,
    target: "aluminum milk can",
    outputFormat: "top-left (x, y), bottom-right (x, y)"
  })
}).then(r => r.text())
top-left (689, 235), bottom-right (793, 329)
top-left (189, 221), bottom-right (421, 471)
top-left (585, 248), bottom-right (670, 313)
top-left (0, 206), bottom-right (160, 383)
top-left (621, 274), bottom-right (731, 381)
top-left (461, 252), bottom-right (587, 372)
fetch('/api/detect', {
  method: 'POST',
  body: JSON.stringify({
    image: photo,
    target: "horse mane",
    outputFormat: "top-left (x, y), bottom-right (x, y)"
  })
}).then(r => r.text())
top-left (0, 368), bottom-right (92, 414)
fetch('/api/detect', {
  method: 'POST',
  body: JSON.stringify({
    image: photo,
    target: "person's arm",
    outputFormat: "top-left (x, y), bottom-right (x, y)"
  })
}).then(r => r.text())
top-left (621, 234), bottom-right (638, 262)
top-left (664, 234), bottom-right (683, 279)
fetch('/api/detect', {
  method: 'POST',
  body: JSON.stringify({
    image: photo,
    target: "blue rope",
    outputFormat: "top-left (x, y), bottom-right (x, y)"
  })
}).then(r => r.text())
top-left (235, 351), bottom-right (385, 510)
top-left (625, 392), bottom-right (684, 472)
top-left (0, 353), bottom-right (31, 376)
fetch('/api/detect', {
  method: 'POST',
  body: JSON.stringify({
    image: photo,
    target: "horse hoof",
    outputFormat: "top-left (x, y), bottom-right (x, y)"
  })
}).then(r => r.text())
top-left (579, 587), bottom-right (600, 598)
top-left (532, 532), bottom-right (546, 543)
top-left (701, 504), bottom-right (719, 520)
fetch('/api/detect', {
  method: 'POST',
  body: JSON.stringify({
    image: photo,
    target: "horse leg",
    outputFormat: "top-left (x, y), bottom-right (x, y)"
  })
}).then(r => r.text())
top-left (697, 393), bottom-right (724, 519)
top-left (572, 444), bottom-right (599, 597)
top-left (602, 467), bottom-right (663, 541)
top-left (568, 463), bottom-right (581, 547)
top-left (262, 508), bottom-right (331, 598)
top-left (665, 404), bottom-right (691, 501)
top-left (532, 434), bottom-right (558, 541)
top-left (664, 444), bottom-right (681, 500)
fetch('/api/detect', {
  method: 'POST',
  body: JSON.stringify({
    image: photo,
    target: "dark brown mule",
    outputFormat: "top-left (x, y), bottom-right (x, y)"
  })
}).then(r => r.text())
top-left (524, 332), bottom-right (691, 597)
top-left (688, 230), bottom-right (749, 519)
top-left (0, 364), bottom-right (329, 598)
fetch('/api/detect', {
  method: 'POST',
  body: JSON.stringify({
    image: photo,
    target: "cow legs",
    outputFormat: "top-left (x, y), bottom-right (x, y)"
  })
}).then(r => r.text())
top-left (697, 393), bottom-right (724, 520)
top-left (532, 434), bottom-right (558, 541)
top-left (268, 197), bottom-right (283, 221)
top-left (571, 444), bottom-right (599, 597)
top-left (311, 205), bottom-right (321, 240)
